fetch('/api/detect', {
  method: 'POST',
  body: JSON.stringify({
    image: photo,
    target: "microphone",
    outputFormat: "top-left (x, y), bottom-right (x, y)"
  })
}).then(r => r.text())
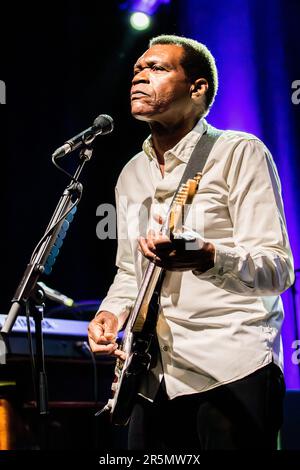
top-left (52, 114), bottom-right (114, 159)
top-left (37, 282), bottom-right (75, 307)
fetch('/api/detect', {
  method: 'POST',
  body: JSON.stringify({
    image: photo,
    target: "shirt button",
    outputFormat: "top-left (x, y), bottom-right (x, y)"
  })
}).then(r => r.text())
top-left (162, 345), bottom-right (168, 352)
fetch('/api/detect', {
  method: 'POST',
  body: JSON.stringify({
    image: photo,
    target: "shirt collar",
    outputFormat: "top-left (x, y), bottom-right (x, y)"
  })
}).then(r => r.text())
top-left (142, 118), bottom-right (206, 164)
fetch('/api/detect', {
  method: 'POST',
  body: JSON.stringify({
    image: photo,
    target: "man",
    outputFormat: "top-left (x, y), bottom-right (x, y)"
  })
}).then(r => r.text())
top-left (88, 35), bottom-right (294, 450)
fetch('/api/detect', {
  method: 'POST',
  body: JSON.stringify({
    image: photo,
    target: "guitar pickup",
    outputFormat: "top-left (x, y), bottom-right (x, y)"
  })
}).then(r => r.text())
top-left (125, 351), bottom-right (151, 376)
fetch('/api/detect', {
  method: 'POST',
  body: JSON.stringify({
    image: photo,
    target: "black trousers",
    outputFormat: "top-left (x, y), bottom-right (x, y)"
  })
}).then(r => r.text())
top-left (128, 362), bottom-right (285, 450)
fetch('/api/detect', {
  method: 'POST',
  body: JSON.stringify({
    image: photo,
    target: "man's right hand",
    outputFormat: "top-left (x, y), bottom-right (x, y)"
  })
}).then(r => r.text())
top-left (88, 311), bottom-right (119, 354)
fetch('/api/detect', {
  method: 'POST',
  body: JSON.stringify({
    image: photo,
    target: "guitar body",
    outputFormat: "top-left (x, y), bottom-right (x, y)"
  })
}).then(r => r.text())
top-left (110, 278), bottom-right (161, 426)
top-left (110, 335), bottom-right (153, 425)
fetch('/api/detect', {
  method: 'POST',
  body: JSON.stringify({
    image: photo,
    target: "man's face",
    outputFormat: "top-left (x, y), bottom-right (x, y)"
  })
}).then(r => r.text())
top-left (131, 44), bottom-right (193, 123)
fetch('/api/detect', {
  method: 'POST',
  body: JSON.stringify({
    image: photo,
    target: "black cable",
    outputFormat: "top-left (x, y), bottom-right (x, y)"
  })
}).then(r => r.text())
top-left (26, 302), bottom-right (37, 404)
top-left (75, 341), bottom-right (99, 406)
top-left (51, 154), bottom-right (80, 183)
top-left (74, 341), bottom-right (101, 447)
top-left (87, 342), bottom-right (99, 407)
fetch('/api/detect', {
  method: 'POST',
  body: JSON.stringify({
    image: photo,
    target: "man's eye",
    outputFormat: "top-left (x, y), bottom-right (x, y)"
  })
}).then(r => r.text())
top-left (152, 65), bottom-right (165, 71)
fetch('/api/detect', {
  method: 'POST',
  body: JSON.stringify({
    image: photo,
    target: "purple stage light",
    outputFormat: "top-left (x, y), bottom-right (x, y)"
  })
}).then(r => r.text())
top-left (120, 0), bottom-right (170, 15)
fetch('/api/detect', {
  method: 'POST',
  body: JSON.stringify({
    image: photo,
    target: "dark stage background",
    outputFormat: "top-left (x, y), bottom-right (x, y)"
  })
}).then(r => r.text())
top-left (0, 1), bottom-right (179, 313)
top-left (0, 0), bottom-right (300, 448)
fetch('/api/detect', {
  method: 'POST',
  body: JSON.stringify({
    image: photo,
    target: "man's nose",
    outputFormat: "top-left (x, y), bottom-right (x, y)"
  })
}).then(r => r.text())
top-left (132, 69), bottom-right (150, 84)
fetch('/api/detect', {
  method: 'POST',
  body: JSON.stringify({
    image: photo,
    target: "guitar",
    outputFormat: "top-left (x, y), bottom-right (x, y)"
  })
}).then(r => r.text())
top-left (98, 172), bottom-right (202, 426)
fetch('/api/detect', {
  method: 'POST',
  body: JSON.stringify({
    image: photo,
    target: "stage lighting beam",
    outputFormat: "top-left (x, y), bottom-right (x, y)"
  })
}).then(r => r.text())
top-left (130, 11), bottom-right (151, 31)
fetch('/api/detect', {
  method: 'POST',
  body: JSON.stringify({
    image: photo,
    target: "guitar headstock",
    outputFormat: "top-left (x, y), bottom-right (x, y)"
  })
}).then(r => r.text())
top-left (169, 172), bottom-right (202, 234)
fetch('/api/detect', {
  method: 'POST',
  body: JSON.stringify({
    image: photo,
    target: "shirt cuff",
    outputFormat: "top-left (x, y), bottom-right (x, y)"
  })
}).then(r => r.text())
top-left (192, 243), bottom-right (237, 279)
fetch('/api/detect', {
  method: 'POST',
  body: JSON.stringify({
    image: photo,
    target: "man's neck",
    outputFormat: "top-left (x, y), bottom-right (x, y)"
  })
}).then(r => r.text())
top-left (150, 117), bottom-right (199, 163)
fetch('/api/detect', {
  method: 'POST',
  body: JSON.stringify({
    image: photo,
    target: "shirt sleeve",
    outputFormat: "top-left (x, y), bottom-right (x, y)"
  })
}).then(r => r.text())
top-left (97, 185), bottom-right (138, 326)
top-left (193, 138), bottom-right (294, 296)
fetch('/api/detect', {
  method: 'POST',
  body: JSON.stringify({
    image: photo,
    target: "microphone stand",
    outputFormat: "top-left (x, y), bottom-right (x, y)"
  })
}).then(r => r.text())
top-left (0, 144), bottom-right (94, 449)
top-left (26, 287), bottom-right (48, 449)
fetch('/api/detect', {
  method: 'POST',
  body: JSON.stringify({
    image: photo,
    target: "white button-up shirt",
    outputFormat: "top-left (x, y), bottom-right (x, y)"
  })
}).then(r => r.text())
top-left (98, 119), bottom-right (294, 400)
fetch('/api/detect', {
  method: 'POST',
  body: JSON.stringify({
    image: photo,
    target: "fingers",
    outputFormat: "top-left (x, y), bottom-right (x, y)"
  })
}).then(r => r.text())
top-left (104, 332), bottom-right (117, 342)
top-left (113, 349), bottom-right (127, 361)
top-left (138, 236), bottom-right (156, 260)
top-left (88, 318), bottom-right (104, 344)
top-left (146, 229), bottom-right (157, 251)
top-left (89, 337), bottom-right (119, 354)
top-left (138, 231), bottom-right (172, 262)
top-left (88, 313), bottom-right (119, 354)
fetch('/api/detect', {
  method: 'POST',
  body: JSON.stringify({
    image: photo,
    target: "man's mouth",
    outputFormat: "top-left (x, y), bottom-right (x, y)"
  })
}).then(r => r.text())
top-left (131, 91), bottom-right (149, 100)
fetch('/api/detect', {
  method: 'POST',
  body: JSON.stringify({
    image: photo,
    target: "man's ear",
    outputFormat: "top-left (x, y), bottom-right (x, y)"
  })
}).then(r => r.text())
top-left (190, 78), bottom-right (208, 101)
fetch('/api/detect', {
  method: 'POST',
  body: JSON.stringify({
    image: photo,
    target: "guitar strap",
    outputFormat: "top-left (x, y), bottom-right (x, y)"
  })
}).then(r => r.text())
top-left (172, 121), bottom-right (223, 202)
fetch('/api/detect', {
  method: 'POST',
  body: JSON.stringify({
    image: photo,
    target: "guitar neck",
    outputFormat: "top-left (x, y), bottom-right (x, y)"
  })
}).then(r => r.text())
top-left (129, 260), bottom-right (163, 333)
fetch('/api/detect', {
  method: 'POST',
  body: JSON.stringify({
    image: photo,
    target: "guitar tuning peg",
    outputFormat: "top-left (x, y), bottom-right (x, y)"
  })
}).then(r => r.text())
top-left (194, 172), bottom-right (202, 182)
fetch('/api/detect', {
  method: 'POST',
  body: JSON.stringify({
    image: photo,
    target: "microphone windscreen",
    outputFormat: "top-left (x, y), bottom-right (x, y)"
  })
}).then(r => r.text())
top-left (93, 114), bottom-right (114, 135)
